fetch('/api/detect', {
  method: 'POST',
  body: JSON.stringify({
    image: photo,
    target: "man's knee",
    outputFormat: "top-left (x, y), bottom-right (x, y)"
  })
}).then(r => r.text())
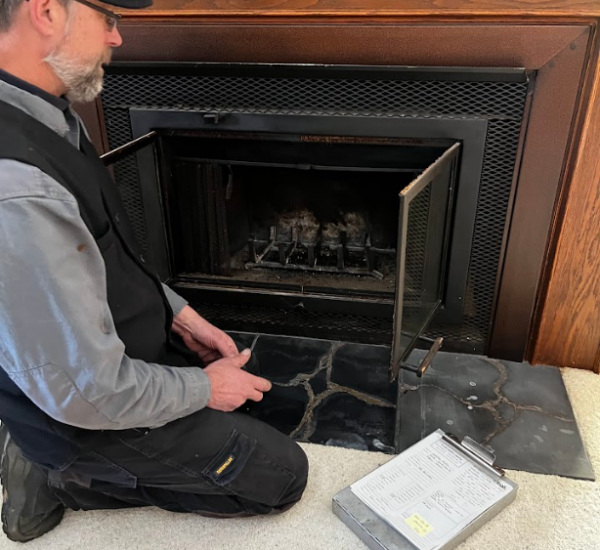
top-left (274, 439), bottom-right (309, 508)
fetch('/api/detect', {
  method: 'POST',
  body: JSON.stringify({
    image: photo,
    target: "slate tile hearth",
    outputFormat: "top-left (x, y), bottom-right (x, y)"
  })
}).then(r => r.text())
top-left (238, 334), bottom-right (396, 453)
top-left (228, 331), bottom-right (594, 480)
top-left (400, 350), bottom-right (594, 480)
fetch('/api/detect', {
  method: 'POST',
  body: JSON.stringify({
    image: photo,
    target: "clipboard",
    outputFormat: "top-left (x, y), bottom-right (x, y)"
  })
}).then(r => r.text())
top-left (332, 429), bottom-right (518, 550)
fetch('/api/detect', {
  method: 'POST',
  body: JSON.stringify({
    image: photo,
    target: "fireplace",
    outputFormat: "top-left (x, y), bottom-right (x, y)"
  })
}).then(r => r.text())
top-left (137, 125), bottom-right (460, 378)
top-left (100, 63), bottom-right (531, 373)
top-left (75, 3), bottom-right (599, 462)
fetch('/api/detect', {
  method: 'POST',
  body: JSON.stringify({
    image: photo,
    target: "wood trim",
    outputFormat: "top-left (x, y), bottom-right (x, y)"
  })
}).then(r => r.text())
top-left (489, 28), bottom-right (591, 360)
top-left (114, 23), bottom-right (587, 67)
top-left (533, 30), bottom-right (600, 370)
top-left (116, 0), bottom-right (600, 18)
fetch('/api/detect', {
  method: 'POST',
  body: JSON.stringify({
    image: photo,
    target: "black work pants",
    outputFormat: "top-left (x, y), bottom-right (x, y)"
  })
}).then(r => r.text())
top-left (50, 407), bottom-right (308, 517)
top-left (49, 339), bottom-right (308, 517)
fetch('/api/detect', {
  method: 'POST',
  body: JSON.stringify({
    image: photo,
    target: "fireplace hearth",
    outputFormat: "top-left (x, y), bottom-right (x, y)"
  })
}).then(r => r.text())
top-left (73, 2), bottom-right (600, 479)
top-left (230, 329), bottom-right (593, 480)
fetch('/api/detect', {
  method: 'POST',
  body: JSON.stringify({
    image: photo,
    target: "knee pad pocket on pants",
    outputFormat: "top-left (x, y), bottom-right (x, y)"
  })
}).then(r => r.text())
top-left (203, 429), bottom-right (296, 508)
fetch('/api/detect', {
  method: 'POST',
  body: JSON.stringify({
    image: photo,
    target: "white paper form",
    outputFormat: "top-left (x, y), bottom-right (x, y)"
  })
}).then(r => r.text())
top-left (351, 431), bottom-right (512, 550)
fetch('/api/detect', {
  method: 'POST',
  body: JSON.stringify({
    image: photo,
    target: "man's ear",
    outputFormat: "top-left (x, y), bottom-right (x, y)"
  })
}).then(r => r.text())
top-left (28, 0), bottom-right (69, 37)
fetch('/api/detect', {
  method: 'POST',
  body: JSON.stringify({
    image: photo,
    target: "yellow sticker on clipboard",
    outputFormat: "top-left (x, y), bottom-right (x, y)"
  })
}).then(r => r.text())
top-left (405, 514), bottom-right (434, 537)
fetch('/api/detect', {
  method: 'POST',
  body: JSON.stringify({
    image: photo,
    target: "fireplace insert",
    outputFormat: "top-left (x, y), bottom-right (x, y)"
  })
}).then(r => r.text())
top-left (104, 127), bottom-right (459, 379)
top-left (100, 62), bottom-right (530, 376)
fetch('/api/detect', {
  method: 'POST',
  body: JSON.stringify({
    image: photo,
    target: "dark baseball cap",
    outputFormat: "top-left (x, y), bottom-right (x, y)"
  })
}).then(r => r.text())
top-left (99, 0), bottom-right (153, 8)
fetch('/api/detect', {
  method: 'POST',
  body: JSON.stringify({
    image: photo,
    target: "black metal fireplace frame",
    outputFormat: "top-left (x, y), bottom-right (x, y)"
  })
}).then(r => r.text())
top-left (129, 110), bottom-right (487, 325)
top-left (99, 61), bottom-right (534, 353)
top-left (105, 61), bottom-right (528, 83)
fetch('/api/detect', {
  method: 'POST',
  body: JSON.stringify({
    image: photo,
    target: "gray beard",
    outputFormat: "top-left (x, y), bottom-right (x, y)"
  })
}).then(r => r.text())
top-left (44, 48), bottom-right (109, 104)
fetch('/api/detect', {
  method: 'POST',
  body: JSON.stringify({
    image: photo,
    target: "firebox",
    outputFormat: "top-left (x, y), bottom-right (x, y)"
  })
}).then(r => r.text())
top-left (100, 62), bottom-right (531, 378)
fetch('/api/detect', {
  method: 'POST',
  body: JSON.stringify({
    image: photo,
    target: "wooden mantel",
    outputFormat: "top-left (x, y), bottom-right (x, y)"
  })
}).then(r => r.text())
top-left (112, 0), bottom-right (600, 372)
top-left (120, 0), bottom-right (600, 18)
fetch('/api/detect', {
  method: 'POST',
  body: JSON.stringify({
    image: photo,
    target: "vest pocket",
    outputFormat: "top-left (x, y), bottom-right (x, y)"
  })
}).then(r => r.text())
top-left (96, 224), bottom-right (115, 253)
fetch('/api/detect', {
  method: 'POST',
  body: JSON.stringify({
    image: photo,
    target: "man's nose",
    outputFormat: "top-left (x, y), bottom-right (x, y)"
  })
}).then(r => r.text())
top-left (107, 27), bottom-right (123, 48)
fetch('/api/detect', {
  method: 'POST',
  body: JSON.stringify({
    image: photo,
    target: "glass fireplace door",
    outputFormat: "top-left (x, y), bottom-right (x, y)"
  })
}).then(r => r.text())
top-left (391, 143), bottom-right (460, 381)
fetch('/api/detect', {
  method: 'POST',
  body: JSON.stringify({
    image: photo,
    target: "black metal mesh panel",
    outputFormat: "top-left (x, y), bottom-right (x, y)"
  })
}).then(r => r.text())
top-left (112, 156), bottom-right (149, 251)
top-left (100, 68), bottom-right (528, 351)
top-left (104, 109), bottom-right (149, 252)
top-left (425, 120), bottom-right (523, 345)
top-left (102, 75), bottom-right (526, 118)
top-left (404, 183), bottom-right (431, 297)
top-left (195, 302), bottom-right (393, 345)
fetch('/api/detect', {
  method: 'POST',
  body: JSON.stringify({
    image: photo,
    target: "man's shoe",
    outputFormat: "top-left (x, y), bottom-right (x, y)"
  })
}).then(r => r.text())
top-left (0, 425), bottom-right (65, 542)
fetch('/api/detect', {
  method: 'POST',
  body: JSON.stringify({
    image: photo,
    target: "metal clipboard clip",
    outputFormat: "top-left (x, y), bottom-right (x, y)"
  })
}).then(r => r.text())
top-left (442, 432), bottom-right (506, 478)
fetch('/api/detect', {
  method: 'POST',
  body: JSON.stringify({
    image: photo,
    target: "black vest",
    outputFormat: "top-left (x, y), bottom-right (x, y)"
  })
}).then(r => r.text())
top-left (0, 100), bottom-right (183, 469)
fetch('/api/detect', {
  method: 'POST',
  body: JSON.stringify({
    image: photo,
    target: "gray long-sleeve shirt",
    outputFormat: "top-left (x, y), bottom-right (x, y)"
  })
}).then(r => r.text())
top-left (0, 75), bottom-right (212, 431)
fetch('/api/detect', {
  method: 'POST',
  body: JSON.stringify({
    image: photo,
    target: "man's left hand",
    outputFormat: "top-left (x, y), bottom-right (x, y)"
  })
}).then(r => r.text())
top-left (171, 305), bottom-right (238, 364)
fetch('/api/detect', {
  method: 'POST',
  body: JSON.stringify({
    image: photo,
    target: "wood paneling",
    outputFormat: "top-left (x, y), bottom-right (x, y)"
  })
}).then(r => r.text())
top-left (117, 0), bottom-right (600, 18)
top-left (114, 24), bottom-right (585, 67)
top-left (533, 35), bottom-right (600, 371)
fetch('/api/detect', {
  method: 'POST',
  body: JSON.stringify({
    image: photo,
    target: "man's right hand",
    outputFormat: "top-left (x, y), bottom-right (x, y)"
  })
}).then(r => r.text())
top-left (203, 349), bottom-right (272, 412)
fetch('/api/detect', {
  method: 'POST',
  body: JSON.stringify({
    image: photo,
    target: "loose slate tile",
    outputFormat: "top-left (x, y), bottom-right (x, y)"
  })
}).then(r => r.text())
top-left (331, 343), bottom-right (396, 404)
top-left (489, 410), bottom-right (595, 480)
top-left (399, 349), bottom-right (594, 480)
top-left (501, 361), bottom-right (574, 418)
top-left (396, 384), bottom-right (498, 453)
top-left (251, 335), bottom-right (333, 382)
top-left (310, 393), bottom-right (396, 453)
top-left (404, 349), bottom-right (500, 403)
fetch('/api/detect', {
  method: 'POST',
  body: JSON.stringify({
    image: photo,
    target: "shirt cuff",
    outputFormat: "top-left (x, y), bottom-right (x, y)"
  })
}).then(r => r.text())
top-left (161, 283), bottom-right (189, 317)
top-left (180, 366), bottom-right (212, 412)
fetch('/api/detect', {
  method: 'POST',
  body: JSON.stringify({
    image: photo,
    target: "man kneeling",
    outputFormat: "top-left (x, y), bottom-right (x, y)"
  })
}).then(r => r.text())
top-left (0, 0), bottom-right (308, 541)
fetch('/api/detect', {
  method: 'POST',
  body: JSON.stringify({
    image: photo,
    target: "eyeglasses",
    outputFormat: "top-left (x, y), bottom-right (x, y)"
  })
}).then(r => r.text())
top-left (72, 0), bottom-right (121, 32)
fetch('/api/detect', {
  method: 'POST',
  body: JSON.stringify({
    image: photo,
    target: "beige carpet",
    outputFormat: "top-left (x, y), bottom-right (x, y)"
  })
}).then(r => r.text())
top-left (1, 367), bottom-right (598, 550)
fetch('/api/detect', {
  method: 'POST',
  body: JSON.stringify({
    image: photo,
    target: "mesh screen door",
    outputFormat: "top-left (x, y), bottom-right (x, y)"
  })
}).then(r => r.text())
top-left (391, 143), bottom-right (460, 381)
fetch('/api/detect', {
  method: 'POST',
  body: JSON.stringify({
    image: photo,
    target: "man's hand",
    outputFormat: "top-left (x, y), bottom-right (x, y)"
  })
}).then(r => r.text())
top-left (204, 349), bottom-right (272, 412)
top-left (172, 305), bottom-right (238, 364)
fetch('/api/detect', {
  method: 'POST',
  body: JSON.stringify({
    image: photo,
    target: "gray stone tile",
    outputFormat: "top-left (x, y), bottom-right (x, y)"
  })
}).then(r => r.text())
top-left (405, 349), bottom-right (499, 403)
top-left (252, 334), bottom-right (333, 383)
top-left (244, 383), bottom-right (309, 437)
top-left (310, 393), bottom-right (396, 453)
top-left (502, 361), bottom-right (574, 418)
top-left (399, 349), bottom-right (594, 480)
top-left (397, 384), bottom-right (498, 453)
top-left (489, 410), bottom-right (595, 480)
